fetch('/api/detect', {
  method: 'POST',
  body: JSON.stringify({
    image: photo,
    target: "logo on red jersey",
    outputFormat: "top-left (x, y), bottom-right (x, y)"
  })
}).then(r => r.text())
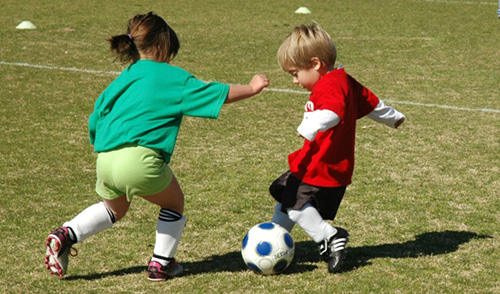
top-left (304, 101), bottom-right (315, 112)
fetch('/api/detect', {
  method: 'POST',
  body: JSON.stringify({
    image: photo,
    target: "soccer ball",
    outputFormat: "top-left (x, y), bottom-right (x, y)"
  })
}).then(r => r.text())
top-left (241, 222), bottom-right (294, 275)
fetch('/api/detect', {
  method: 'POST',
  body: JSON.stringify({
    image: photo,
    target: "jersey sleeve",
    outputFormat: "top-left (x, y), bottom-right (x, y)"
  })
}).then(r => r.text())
top-left (356, 84), bottom-right (380, 119)
top-left (315, 86), bottom-right (346, 120)
top-left (181, 76), bottom-right (230, 119)
top-left (297, 80), bottom-right (345, 141)
top-left (89, 111), bottom-right (98, 145)
top-left (297, 110), bottom-right (341, 141)
top-left (88, 92), bottom-right (106, 145)
top-left (367, 99), bottom-right (406, 128)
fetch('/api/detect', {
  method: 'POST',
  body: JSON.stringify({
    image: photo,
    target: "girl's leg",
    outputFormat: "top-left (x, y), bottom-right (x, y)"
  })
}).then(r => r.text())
top-left (142, 176), bottom-right (184, 214)
top-left (63, 198), bottom-right (123, 242)
top-left (142, 176), bottom-right (186, 280)
top-left (46, 198), bottom-right (121, 277)
top-left (103, 194), bottom-right (131, 221)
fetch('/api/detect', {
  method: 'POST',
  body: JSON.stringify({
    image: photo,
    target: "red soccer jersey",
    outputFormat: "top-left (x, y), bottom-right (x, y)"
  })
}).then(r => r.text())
top-left (288, 68), bottom-right (380, 187)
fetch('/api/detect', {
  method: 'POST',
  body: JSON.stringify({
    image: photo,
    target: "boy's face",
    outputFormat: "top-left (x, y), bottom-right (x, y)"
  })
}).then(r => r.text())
top-left (287, 58), bottom-right (324, 91)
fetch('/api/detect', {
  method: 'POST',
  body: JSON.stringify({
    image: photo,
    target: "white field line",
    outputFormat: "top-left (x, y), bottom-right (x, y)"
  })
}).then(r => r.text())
top-left (1, 61), bottom-right (499, 114)
top-left (419, 0), bottom-right (496, 5)
top-left (0, 61), bottom-right (122, 76)
top-left (266, 89), bottom-right (500, 113)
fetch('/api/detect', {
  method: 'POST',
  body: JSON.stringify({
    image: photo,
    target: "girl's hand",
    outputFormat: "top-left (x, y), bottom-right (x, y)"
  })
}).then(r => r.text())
top-left (249, 74), bottom-right (270, 95)
top-left (225, 74), bottom-right (270, 104)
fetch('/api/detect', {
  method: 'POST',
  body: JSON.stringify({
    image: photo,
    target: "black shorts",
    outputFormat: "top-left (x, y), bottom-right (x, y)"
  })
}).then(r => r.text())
top-left (269, 170), bottom-right (346, 220)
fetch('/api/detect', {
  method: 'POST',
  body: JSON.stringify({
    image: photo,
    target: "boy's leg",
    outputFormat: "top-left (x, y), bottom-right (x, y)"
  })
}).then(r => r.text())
top-left (270, 172), bottom-right (349, 273)
top-left (287, 202), bottom-right (337, 243)
top-left (271, 202), bottom-right (295, 232)
top-left (288, 202), bottom-right (348, 273)
top-left (45, 200), bottom-right (117, 277)
top-left (269, 171), bottom-right (298, 232)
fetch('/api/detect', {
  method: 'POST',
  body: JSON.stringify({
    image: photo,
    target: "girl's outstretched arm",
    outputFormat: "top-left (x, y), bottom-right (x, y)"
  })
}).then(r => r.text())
top-left (225, 74), bottom-right (269, 104)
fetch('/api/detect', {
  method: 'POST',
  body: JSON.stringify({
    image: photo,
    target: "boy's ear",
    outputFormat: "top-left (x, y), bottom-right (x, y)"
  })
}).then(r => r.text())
top-left (311, 57), bottom-right (322, 70)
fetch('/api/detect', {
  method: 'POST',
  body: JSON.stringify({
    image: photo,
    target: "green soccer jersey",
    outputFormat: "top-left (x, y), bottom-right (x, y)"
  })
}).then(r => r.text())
top-left (89, 60), bottom-right (229, 163)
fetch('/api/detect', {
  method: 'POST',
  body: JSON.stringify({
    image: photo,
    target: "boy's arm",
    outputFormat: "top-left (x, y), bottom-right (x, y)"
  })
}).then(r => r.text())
top-left (297, 109), bottom-right (341, 141)
top-left (367, 100), bottom-right (406, 128)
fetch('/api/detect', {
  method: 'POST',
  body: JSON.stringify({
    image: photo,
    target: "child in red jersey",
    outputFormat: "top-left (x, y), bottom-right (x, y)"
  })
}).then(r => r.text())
top-left (270, 23), bottom-right (405, 273)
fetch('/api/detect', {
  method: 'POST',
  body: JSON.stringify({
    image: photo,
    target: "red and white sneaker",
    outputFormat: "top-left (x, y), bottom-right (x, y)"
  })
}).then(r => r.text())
top-left (147, 258), bottom-right (183, 281)
top-left (45, 227), bottom-right (77, 277)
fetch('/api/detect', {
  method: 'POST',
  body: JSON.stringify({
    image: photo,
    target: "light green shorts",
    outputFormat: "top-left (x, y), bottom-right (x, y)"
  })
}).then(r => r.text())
top-left (95, 144), bottom-right (173, 202)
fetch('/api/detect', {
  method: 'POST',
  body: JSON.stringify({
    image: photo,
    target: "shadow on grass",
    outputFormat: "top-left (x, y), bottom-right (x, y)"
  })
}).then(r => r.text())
top-left (333, 230), bottom-right (489, 272)
top-left (64, 250), bottom-right (317, 280)
top-left (64, 266), bottom-right (147, 281)
top-left (64, 230), bottom-right (489, 280)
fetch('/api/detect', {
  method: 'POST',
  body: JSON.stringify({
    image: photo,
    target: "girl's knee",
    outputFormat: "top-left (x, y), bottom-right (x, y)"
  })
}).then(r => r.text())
top-left (103, 196), bottom-right (130, 221)
top-left (111, 208), bottom-right (127, 221)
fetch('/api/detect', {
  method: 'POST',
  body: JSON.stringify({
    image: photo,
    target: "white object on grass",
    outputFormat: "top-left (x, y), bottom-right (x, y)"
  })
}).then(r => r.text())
top-left (295, 7), bottom-right (312, 14)
top-left (16, 20), bottom-right (37, 29)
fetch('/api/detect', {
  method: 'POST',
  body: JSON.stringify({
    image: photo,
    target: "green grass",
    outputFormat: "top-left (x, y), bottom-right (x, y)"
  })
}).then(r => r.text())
top-left (1, 0), bottom-right (499, 293)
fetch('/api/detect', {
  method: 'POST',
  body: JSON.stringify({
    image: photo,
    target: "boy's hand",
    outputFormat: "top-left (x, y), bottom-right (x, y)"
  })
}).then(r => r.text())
top-left (249, 74), bottom-right (270, 95)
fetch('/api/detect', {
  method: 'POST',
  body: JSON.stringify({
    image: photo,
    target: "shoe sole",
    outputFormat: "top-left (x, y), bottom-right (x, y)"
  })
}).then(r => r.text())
top-left (147, 265), bottom-right (184, 281)
top-left (147, 272), bottom-right (182, 282)
top-left (45, 236), bottom-right (66, 277)
top-left (148, 277), bottom-right (168, 282)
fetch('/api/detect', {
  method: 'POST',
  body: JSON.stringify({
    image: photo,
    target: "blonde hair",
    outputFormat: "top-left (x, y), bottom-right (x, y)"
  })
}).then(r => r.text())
top-left (277, 23), bottom-right (336, 71)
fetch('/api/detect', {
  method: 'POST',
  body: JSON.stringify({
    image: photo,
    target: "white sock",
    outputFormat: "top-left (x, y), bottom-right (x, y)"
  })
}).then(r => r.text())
top-left (271, 203), bottom-right (295, 232)
top-left (63, 202), bottom-right (115, 242)
top-left (287, 203), bottom-right (337, 243)
top-left (152, 209), bottom-right (187, 265)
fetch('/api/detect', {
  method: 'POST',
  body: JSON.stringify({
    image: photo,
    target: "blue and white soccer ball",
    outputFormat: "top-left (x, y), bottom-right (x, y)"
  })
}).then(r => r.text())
top-left (241, 222), bottom-right (294, 275)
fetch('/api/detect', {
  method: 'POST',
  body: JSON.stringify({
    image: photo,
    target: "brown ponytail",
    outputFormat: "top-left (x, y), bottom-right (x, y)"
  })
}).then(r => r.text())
top-left (108, 34), bottom-right (139, 63)
top-left (108, 12), bottom-right (180, 64)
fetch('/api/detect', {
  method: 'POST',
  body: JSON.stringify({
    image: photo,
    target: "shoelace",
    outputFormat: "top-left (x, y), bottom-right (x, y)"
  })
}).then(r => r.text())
top-left (69, 246), bottom-right (78, 257)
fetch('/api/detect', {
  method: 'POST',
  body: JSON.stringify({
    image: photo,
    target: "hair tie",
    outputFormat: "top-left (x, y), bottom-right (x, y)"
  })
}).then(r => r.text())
top-left (127, 34), bottom-right (133, 40)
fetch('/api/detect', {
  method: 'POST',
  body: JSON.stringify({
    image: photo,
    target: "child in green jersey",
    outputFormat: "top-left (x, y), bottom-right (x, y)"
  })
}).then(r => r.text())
top-left (45, 12), bottom-right (269, 281)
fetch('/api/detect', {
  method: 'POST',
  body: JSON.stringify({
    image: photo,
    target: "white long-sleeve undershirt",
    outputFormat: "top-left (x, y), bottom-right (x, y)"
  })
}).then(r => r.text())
top-left (297, 109), bottom-right (340, 141)
top-left (367, 100), bottom-right (406, 128)
top-left (297, 100), bottom-right (405, 141)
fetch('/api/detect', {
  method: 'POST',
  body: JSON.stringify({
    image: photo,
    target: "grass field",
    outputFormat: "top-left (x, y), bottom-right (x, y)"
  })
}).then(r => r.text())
top-left (1, 0), bottom-right (499, 293)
